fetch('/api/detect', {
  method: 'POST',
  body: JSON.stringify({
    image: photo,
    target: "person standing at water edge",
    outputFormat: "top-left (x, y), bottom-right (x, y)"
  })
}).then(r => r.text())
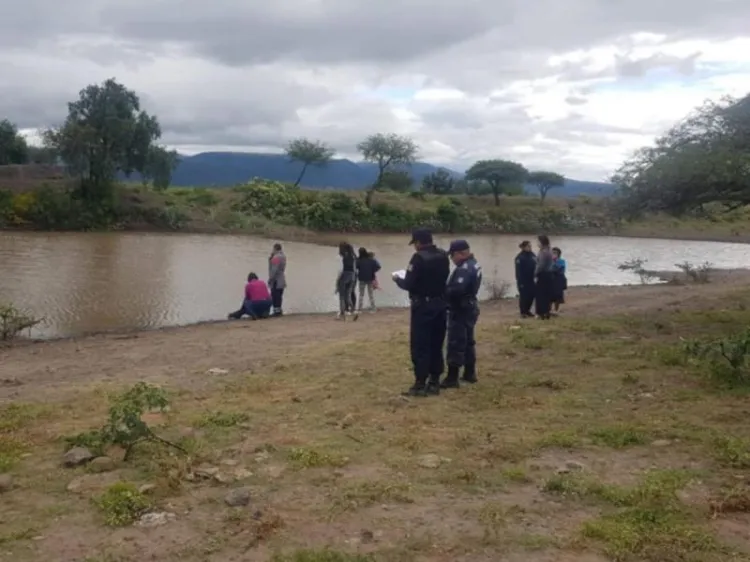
top-left (551, 247), bottom-right (567, 314)
top-left (441, 240), bottom-right (481, 388)
top-left (393, 228), bottom-right (450, 397)
top-left (515, 241), bottom-right (537, 318)
top-left (268, 243), bottom-right (286, 316)
top-left (534, 235), bottom-right (555, 320)
top-left (335, 242), bottom-right (357, 320)
top-left (356, 247), bottom-right (381, 312)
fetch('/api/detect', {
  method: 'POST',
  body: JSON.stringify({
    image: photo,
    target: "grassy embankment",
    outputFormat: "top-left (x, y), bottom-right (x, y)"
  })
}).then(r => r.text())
top-left (2, 275), bottom-right (750, 561)
top-left (2, 180), bottom-right (750, 242)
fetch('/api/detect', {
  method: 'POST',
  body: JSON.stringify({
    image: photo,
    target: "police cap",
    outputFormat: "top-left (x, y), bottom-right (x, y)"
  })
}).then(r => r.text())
top-left (448, 239), bottom-right (470, 254)
top-left (409, 228), bottom-right (433, 245)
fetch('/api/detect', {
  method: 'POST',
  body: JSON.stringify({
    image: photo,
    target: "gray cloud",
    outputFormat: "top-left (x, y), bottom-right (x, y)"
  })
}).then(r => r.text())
top-left (1, 0), bottom-right (748, 181)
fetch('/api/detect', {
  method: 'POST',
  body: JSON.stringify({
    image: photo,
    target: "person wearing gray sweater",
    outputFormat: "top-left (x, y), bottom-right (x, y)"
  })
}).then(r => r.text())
top-left (534, 234), bottom-right (555, 319)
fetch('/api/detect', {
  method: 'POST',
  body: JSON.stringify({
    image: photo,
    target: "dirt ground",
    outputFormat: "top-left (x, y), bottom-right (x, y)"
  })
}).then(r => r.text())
top-left (3, 272), bottom-right (750, 561)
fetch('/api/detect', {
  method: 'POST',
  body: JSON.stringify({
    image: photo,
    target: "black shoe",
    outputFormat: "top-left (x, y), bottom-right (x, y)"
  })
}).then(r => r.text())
top-left (403, 385), bottom-right (428, 397)
top-left (440, 365), bottom-right (460, 389)
top-left (462, 367), bottom-right (478, 384)
top-left (425, 382), bottom-right (441, 396)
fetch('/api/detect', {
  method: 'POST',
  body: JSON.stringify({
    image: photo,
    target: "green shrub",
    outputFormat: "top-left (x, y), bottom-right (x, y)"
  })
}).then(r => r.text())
top-left (94, 482), bottom-right (152, 526)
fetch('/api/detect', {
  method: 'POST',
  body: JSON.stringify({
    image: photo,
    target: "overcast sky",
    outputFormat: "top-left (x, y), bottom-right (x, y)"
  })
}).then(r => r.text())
top-left (2, 0), bottom-right (749, 181)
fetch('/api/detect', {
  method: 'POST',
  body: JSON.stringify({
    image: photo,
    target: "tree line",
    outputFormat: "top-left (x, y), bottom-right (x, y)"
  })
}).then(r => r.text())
top-left (0, 77), bottom-right (568, 209)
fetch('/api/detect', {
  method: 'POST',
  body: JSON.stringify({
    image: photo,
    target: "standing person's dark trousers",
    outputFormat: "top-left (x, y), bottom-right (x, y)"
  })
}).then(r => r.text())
top-left (445, 305), bottom-right (479, 385)
top-left (535, 272), bottom-right (553, 319)
top-left (518, 285), bottom-right (535, 317)
top-left (410, 297), bottom-right (447, 389)
top-left (270, 283), bottom-right (284, 316)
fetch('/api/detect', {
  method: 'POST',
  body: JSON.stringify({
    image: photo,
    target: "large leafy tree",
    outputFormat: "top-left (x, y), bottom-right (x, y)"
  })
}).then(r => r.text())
top-left (612, 93), bottom-right (750, 218)
top-left (465, 159), bottom-right (528, 206)
top-left (143, 146), bottom-right (180, 191)
top-left (357, 133), bottom-right (418, 206)
top-left (285, 137), bottom-right (335, 187)
top-left (0, 119), bottom-right (29, 165)
top-left (43, 78), bottom-right (165, 201)
top-left (422, 168), bottom-right (454, 194)
top-left (528, 171), bottom-right (565, 203)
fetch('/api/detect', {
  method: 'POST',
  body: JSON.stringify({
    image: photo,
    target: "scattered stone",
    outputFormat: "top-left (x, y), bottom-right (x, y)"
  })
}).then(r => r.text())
top-left (213, 472), bottom-right (234, 484)
top-left (651, 439), bottom-right (671, 447)
top-left (62, 447), bottom-right (94, 467)
top-left (1, 377), bottom-right (22, 386)
top-left (339, 414), bottom-right (355, 429)
top-left (254, 451), bottom-right (271, 463)
top-left (233, 468), bottom-right (253, 481)
top-left (418, 454), bottom-right (442, 469)
top-left (508, 325), bottom-right (522, 331)
top-left (221, 459), bottom-right (239, 467)
top-left (137, 511), bottom-right (176, 527)
top-left (556, 461), bottom-right (585, 474)
top-left (138, 484), bottom-right (157, 494)
top-left (291, 396), bottom-right (302, 403)
top-left (206, 368), bottom-right (229, 376)
top-left (225, 487), bottom-right (252, 507)
top-left (88, 456), bottom-right (116, 473)
top-left (360, 529), bottom-right (375, 544)
top-left (265, 465), bottom-right (284, 479)
top-left (0, 474), bottom-right (13, 493)
top-left (194, 465), bottom-right (220, 479)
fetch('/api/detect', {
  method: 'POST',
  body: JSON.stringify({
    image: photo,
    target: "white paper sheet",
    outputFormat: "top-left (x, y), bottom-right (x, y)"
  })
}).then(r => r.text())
top-left (392, 269), bottom-right (407, 280)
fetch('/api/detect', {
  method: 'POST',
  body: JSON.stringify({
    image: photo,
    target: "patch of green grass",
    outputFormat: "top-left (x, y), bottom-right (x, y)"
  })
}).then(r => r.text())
top-left (711, 435), bottom-right (750, 468)
top-left (0, 403), bottom-right (48, 431)
top-left (193, 410), bottom-right (250, 428)
top-left (589, 425), bottom-right (650, 448)
top-left (581, 508), bottom-right (721, 562)
top-left (536, 430), bottom-right (582, 449)
top-left (0, 527), bottom-right (36, 546)
top-left (501, 465), bottom-right (532, 483)
top-left (331, 480), bottom-right (413, 512)
top-left (287, 447), bottom-right (348, 469)
top-left (271, 549), bottom-right (375, 562)
top-left (0, 435), bottom-right (27, 471)
top-left (509, 328), bottom-right (553, 350)
top-left (93, 482), bottom-right (152, 527)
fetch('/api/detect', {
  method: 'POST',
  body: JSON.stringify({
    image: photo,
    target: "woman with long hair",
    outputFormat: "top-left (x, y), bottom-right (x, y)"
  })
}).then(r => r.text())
top-left (534, 234), bottom-right (555, 319)
top-left (335, 242), bottom-right (357, 320)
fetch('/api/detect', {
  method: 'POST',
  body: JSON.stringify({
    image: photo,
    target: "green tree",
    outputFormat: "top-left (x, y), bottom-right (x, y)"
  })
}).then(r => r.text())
top-left (0, 119), bottom-right (29, 165)
top-left (357, 133), bottom-right (418, 206)
top-left (27, 145), bottom-right (59, 165)
top-left (422, 168), bottom-right (454, 194)
top-left (465, 159), bottom-right (528, 206)
top-left (143, 146), bottom-right (179, 191)
top-left (43, 78), bottom-right (163, 202)
top-left (612, 93), bottom-right (750, 218)
top-left (381, 170), bottom-right (414, 192)
top-left (528, 171), bottom-right (565, 203)
top-left (285, 138), bottom-right (335, 187)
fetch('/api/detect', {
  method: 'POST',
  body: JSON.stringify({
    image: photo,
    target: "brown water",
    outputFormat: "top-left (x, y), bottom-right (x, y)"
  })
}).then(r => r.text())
top-left (2, 231), bottom-right (750, 339)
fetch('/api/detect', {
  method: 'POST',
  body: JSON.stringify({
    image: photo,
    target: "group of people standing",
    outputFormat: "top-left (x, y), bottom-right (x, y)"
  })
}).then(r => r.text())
top-left (334, 244), bottom-right (382, 320)
top-left (514, 234), bottom-right (567, 320)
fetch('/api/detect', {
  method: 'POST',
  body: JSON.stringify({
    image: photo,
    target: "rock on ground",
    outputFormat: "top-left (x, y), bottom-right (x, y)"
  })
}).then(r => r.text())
top-left (62, 447), bottom-right (95, 467)
top-left (0, 474), bottom-right (13, 493)
top-left (225, 487), bottom-right (252, 507)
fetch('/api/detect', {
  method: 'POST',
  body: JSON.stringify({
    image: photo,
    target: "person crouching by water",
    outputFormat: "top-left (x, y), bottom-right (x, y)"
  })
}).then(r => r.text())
top-left (228, 273), bottom-right (273, 320)
top-left (356, 246), bottom-right (381, 312)
top-left (551, 246), bottom-right (567, 314)
top-left (268, 243), bottom-right (287, 317)
top-left (335, 242), bottom-right (358, 320)
top-left (393, 228), bottom-right (450, 397)
top-left (515, 240), bottom-right (536, 319)
top-left (441, 239), bottom-right (482, 389)
top-left (534, 234), bottom-right (555, 320)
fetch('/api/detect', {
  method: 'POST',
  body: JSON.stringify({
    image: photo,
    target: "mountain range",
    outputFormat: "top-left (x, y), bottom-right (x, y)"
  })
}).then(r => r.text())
top-left (165, 152), bottom-right (615, 197)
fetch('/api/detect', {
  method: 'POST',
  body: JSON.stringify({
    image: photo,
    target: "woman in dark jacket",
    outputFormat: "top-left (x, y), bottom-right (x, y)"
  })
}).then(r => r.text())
top-left (534, 234), bottom-right (555, 319)
top-left (336, 242), bottom-right (357, 319)
top-left (355, 247), bottom-right (381, 312)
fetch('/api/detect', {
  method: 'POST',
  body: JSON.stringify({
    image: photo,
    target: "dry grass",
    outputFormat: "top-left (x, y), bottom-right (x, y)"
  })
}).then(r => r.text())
top-left (3, 281), bottom-right (750, 561)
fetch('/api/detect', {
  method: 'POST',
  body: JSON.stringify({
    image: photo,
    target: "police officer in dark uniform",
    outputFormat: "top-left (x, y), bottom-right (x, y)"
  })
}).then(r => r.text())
top-left (393, 228), bottom-right (450, 397)
top-left (441, 239), bottom-right (482, 388)
top-left (515, 240), bottom-right (537, 318)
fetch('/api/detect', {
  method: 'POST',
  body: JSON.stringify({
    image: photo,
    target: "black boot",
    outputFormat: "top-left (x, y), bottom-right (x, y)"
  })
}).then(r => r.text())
top-left (426, 377), bottom-right (441, 395)
top-left (441, 365), bottom-right (460, 389)
top-left (403, 382), bottom-right (428, 397)
top-left (461, 364), bottom-right (478, 384)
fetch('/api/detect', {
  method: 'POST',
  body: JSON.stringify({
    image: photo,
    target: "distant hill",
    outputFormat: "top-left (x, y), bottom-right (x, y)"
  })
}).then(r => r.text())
top-left (152, 151), bottom-right (615, 197)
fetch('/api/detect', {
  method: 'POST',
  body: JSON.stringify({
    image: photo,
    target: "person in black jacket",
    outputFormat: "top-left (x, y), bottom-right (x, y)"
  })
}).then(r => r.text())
top-left (393, 228), bottom-right (450, 397)
top-left (355, 247), bottom-right (381, 312)
top-left (515, 240), bottom-right (536, 318)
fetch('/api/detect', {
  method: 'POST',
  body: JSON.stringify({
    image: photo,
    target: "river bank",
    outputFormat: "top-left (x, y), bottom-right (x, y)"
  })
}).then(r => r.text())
top-left (2, 181), bottom-right (750, 244)
top-left (2, 272), bottom-right (750, 562)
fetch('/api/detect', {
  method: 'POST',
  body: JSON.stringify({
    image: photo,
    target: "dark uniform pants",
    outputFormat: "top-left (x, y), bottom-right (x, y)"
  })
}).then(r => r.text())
top-left (447, 307), bottom-right (479, 371)
top-left (410, 298), bottom-right (447, 384)
top-left (535, 272), bottom-right (553, 317)
top-left (518, 284), bottom-right (535, 315)
top-left (270, 284), bottom-right (284, 313)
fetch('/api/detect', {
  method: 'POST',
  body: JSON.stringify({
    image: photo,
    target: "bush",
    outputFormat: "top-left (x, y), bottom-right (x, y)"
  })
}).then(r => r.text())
top-left (683, 329), bottom-right (750, 387)
top-left (94, 482), bottom-right (152, 526)
top-left (618, 258), bottom-right (658, 284)
top-left (0, 189), bottom-right (12, 225)
top-left (0, 302), bottom-right (42, 341)
top-left (675, 261), bottom-right (712, 283)
top-left (484, 268), bottom-right (511, 301)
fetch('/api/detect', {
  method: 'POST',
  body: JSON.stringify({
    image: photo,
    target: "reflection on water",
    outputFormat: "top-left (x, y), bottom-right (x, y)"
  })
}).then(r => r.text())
top-left (2, 231), bottom-right (750, 339)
